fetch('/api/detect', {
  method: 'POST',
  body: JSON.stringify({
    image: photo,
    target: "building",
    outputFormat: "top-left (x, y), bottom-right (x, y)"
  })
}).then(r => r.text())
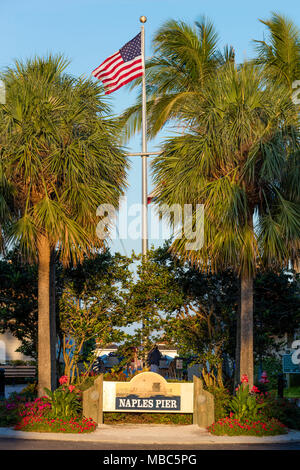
top-left (0, 331), bottom-right (32, 364)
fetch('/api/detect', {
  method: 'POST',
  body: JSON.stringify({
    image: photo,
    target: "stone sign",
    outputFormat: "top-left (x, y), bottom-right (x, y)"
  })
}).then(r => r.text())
top-left (103, 372), bottom-right (193, 413)
top-left (83, 371), bottom-right (214, 427)
top-left (103, 372), bottom-right (194, 413)
top-left (116, 396), bottom-right (181, 411)
top-left (114, 372), bottom-right (181, 411)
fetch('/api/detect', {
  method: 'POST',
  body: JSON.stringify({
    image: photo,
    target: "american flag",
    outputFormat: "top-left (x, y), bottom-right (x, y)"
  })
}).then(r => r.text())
top-left (92, 33), bottom-right (144, 94)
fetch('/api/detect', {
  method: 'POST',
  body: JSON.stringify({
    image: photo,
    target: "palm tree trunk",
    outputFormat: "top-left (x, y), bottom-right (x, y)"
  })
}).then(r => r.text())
top-left (239, 272), bottom-right (254, 388)
top-left (234, 279), bottom-right (241, 387)
top-left (292, 257), bottom-right (300, 274)
top-left (50, 249), bottom-right (57, 389)
top-left (37, 234), bottom-right (52, 397)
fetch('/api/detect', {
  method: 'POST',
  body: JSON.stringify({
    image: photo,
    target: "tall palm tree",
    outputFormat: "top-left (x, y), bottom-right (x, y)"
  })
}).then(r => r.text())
top-left (121, 17), bottom-right (235, 139)
top-left (0, 55), bottom-right (127, 395)
top-left (254, 12), bottom-right (300, 273)
top-left (151, 62), bottom-right (300, 387)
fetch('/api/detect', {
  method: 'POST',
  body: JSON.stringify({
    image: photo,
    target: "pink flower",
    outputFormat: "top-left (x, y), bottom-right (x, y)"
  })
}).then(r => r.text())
top-left (259, 377), bottom-right (269, 384)
top-left (68, 385), bottom-right (75, 393)
top-left (259, 371), bottom-right (269, 384)
top-left (59, 375), bottom-right (69, 385)
top-left (241, 374), bottom-right (248, 383)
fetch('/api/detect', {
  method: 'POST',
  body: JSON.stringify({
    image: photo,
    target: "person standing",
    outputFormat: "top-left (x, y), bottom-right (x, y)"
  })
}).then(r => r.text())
top-left (147, 345), bottom-right (162, 373)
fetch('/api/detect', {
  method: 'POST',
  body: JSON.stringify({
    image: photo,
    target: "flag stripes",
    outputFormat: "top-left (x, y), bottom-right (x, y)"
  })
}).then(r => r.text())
top-left (92, 33), bottom-right (144, 94)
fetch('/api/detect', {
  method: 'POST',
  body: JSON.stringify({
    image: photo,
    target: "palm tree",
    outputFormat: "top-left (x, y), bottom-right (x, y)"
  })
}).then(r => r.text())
top-left (121, 17), bottom-right (235, 139)
top-left (254, 12), bottom-right (300, 90)
top-left (151, 62), bottom-right (300, 387)
top-left (0, 55), bottom-right (127, 395)
top-left (254, 12), bottom-right (300, 273)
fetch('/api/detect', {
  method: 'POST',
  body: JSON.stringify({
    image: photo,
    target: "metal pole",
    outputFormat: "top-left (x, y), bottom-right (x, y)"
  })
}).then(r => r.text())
top-left (140, 16), bottom-right (148, 367)
top-left (140, 16), bottom-right (148, 258)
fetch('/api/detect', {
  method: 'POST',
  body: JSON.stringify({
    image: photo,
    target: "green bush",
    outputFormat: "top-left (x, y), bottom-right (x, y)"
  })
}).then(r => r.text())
top-left (14, 383), bottom-right (37, 402)
top-left (104, 412), bottom-right (192, 425)
top-left (5, 360), bottom-right (36, 366)
top-left (0, 400), bottom-right (20, 427)
top-left (255, 357), bottom-right (281, 390)
top-left (205, 386), bottom-right (231, 420)
top-left (262, 393), bottom-right (300, 430)
top-left (44, 385), bottom-right (82, 419)
top-left (77, 375), bottom-right (98, 392)
top-left (229, 380), bottom-right (266, 421)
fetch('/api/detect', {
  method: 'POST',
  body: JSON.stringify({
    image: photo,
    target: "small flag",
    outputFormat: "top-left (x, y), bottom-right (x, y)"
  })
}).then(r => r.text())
top-left (92, 33), bottom-right (144, 94)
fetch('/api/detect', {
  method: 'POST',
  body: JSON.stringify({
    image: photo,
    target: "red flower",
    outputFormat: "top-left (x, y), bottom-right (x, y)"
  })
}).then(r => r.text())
top-left (59, 375), bottom-right (69, 385)
top-left (68, 385), bottom-right (76, 393)
top-left (241, 374), bottom-right (248, 383)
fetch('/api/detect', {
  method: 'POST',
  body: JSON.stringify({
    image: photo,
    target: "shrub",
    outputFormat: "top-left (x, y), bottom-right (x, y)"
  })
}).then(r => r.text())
top-left (44, 383), bottom-right (81, 419)
top-left (104, 412), bottom-right (192, 425)
top-left (205, 386), bottom-right (231, 420)
top-left (262, 392), bottom-right (300, 430)
top-left (255, 357), bottom-right (281, 390)
top-left (17, 382), bottom-right (38, 402)
top-left (77, 375), bottom-right (99, 392)
top-left (229, 375), bottom-right (266, 421)
top-left (0, 399), bottom-right (21, 427)
top-left (103, 370), bottom-right (128, 382)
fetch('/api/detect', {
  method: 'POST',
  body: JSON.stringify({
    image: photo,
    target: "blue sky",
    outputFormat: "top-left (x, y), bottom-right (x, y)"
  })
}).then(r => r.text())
top-left (1, 0), bottom-right (300, 255)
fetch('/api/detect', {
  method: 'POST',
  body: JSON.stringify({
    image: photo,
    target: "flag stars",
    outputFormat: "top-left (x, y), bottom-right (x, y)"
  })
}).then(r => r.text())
top-left (120, 33), bottom-right (141, 62)
top-left (92, 32), bottom-right (143, 94)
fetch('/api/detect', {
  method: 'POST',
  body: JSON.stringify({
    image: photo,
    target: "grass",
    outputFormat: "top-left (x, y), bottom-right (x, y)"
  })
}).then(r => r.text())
top-left (284, 387), bottom-right (300, 398)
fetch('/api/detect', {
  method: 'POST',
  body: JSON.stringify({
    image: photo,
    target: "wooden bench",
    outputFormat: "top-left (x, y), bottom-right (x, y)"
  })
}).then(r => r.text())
top-left (1, 365), bottom-right (36, 380)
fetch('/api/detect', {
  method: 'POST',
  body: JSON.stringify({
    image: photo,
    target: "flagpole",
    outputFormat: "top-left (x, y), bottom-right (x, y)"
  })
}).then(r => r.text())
top-left (140, 15), bottom-right (148, 258)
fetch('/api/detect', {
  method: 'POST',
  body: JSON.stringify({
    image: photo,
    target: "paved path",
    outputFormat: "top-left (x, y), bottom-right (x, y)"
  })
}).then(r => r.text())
top-left (0, 438), bottom-right (299, 450)
top-left (0, 424), bottom-right (300, 446)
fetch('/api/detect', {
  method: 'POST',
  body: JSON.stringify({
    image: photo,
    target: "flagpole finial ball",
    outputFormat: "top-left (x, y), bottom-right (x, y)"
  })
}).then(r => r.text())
top-left (140, 16), bottom-right (147, 23)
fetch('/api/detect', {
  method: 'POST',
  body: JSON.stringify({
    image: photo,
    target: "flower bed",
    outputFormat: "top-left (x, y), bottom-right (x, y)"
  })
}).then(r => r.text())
top-left (15, 415), bottom-right (97, 433)
top-left (207, 374), bottom-right (289, 436)
top-left (208, 417), bottom-right (287, 436)
top-left (12, 395), bottom-right (97, 433)
top-left (0, 388), bottom-right (97, 434)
